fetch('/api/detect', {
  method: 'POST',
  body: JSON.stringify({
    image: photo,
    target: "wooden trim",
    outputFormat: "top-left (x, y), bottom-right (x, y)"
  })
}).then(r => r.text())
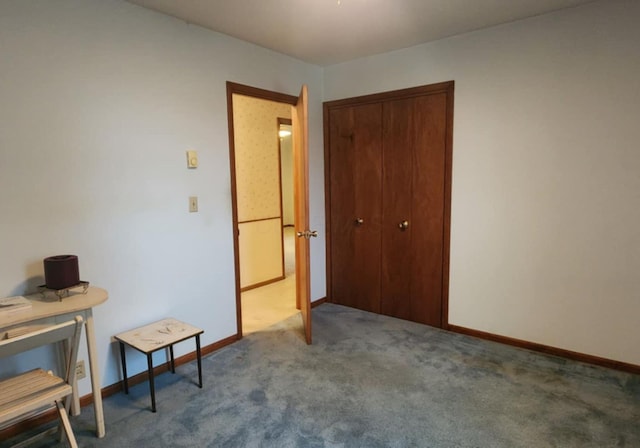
top-left (322, 101), bottom-right (333, 303)
top-left (0, 334), bottom-right (239, 441)
top-left (311, 297), bottom-right (327, 308)
top-left (441, 81), bottom-right (454, 329)
top-left (226, 82), bottom-right (243, 339)
top-left (323, 81), bottom-right (454, 110)
top-left (89, 334), bottom-right (239, 404)
top-left (240, 275), bottom-right (286, 292)
top-left (227, 82), bottom-right (298, 105)
top-left (238, 216), bottom-right (282, 225)
top-left (97, 334), bottom-right (239, 400)
top-left (448, 324), bottom-right (640, 375)
top-left (277, 117), bottom-right (287, 281)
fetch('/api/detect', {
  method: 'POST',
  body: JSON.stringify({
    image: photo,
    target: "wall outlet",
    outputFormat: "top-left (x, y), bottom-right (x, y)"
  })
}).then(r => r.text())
top-left (75, 360), bottom-right (86, 380)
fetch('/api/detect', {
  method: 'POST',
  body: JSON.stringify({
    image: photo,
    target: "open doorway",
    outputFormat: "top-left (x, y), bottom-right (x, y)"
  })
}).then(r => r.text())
top-left (226, 82), bottom-right (312, 343)
top-left (240, 120), bottom-right (298, 334)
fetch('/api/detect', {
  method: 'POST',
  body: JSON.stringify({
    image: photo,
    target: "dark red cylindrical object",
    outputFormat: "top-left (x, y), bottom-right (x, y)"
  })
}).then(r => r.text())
top-left (44, 255), bottom-right (80, 289)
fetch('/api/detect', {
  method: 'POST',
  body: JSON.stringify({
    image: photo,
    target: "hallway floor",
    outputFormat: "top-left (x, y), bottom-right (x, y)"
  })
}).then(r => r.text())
top-left (241, 227), bottom-right (297, 335)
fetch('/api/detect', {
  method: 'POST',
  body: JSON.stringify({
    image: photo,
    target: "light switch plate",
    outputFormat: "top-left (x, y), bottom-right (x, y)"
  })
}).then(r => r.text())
top-left (186, 150), bottom-right (198, 168)
top-left (189, 196), bottom-right (198, 213)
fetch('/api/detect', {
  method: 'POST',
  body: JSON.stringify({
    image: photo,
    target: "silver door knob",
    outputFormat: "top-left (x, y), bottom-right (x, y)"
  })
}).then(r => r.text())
top-left (355, 218), bottom-right (364, 226)
top-left (296, 230), bottom-right (318, 239)
top-left (398, 220), bottom-right (409, 231)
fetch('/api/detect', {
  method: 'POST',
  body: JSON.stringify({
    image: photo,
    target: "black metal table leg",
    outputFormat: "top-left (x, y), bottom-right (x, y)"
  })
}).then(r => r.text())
top-left (196, 334), bottom-right (202, 388)
top-left (119, 342), bottom-right (129, 394)
top-left (115, 319), bottom-right (204, 414)
top-left (147, 353), bottom-right (156, 412)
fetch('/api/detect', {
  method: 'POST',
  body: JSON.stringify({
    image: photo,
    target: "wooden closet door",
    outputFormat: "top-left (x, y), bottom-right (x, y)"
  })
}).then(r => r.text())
top-left (380, 98), bottom-right (414, 321)
top-left (381, 93), bottom-right (447, 326)
top-left (329, 103), bottom-right (382, 313)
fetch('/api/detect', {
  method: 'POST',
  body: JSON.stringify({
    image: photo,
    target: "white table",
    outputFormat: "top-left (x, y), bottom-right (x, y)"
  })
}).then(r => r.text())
top-left (114, 318), bottom-right (203, 413)
top-left (0, 286), bottom-right (108, 438)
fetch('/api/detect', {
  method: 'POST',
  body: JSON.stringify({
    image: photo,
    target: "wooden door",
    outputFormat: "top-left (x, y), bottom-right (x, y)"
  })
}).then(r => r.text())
top-left (380, 97), bottom-right (414, 321)
top-left (381, 93), bottom-right (448, 327)
top-left (324, 81), bottom-right (453, 329)
top-left (293, 85), bottom-right (312, 344)
top-left (328, 103), bottom-right (383, 313)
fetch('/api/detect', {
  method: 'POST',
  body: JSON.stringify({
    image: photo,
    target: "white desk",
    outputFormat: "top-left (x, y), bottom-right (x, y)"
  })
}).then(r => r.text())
top-left (0, 286), bottom-right (108, 438)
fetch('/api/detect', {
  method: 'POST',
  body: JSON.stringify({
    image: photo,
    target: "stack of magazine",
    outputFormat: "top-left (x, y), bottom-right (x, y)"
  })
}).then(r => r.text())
top-left (0, 295), bottom-right (32, 316)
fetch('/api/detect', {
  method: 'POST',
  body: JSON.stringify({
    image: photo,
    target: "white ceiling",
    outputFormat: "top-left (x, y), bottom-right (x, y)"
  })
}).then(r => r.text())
top-left (127, 0), bottom-right (597, 66)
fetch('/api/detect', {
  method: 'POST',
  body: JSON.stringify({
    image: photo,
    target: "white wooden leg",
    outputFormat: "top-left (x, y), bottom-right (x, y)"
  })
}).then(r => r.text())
top-left (85, 310), bottom-right (106, 438)
top-left (56, 400), bottom-right (78, 448)
top-left (63, 395), bottom-right (75, 441)
top-left (71, 374), bottom-right (80, 416)
top-left (63, 337), bottom-right (81, 416)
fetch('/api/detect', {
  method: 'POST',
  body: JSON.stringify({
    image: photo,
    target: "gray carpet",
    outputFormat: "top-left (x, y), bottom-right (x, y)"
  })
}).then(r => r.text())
top-left (3, 304), bottom-right (640, 447)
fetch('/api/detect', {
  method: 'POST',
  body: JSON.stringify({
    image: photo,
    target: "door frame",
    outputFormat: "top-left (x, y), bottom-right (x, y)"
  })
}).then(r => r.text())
top-left (323, 81), bottom-right (454, 328)
top-left (226, 81), bottom-right (300, 338)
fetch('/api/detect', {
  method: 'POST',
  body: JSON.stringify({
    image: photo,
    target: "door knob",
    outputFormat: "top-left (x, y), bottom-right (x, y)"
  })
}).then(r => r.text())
top-left (355, 218), bottom-right (364, 226)
top-left (296, 230), bottom-right (318, 239)
top-left (398, 220), bottom-right (409, 231)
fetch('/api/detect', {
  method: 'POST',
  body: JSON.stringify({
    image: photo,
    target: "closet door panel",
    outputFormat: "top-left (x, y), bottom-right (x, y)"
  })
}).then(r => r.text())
top-left (325, 81), bottom-right (453, 329)
top-left (380, 98), bottom-right (414, 320)
top-left (410, 93), bottom-right (447, 326)
top-left (329, 107), bottom-right (356, 307)
top-left (329, 104), bottom-right (382, 312)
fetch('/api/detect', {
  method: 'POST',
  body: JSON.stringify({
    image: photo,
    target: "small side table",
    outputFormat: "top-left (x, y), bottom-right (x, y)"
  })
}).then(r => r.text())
top-left (114, 318), bottom-right (203, 412)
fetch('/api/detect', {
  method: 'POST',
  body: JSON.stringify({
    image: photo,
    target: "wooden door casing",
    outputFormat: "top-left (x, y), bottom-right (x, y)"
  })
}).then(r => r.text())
top-left (226, 81), bottom-right (313, 343)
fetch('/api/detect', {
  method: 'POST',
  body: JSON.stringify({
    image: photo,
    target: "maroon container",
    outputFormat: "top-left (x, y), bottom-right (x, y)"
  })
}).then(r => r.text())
top-left (44, 255), bottom-right (80, 289)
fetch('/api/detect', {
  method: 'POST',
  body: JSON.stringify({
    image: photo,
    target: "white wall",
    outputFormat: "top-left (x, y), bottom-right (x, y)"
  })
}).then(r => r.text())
top-left (0, 0), bottom-right (325, 394)
top-left (2, 0), bottom-right (637, 397)
top-left (324, 0), bottom-right (640, 365)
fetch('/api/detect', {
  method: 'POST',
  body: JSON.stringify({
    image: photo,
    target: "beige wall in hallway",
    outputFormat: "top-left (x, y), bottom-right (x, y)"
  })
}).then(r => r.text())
top-left (280, 128), bottom-right (294, 226)
top-left (233, 94), bottom-right (292, 288)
